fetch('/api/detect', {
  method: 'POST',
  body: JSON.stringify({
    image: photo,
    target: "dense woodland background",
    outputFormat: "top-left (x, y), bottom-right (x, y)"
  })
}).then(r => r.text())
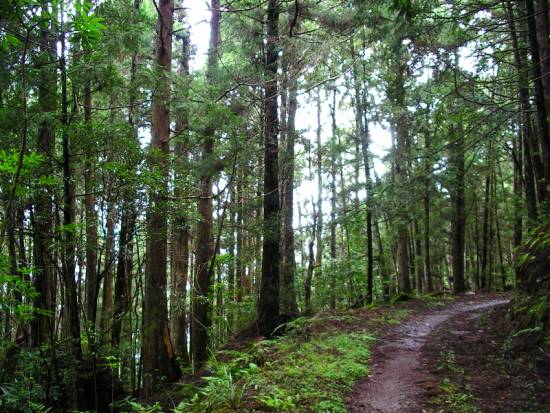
top-left (0, 0), bottom-right (549, 411)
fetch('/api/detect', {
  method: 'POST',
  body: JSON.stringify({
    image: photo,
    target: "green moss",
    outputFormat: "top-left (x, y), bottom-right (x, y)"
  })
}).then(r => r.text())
top-left (251, 332), bottom-right (375, 412)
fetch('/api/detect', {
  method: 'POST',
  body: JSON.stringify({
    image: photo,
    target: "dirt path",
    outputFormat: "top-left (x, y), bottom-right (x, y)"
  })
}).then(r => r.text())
top-left (347, 296), bottom-right (510, 413)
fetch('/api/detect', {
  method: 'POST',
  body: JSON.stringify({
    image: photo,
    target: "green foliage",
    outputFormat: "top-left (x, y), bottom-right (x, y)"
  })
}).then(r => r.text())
top-left (254, 388), bottom-right (296, 411)
top-left (72, 0), bottom-right (105, 48)
top-left (434, 350), bottom-right (480, 413)
top-left (113, 398), bottom-right (163, 413)
top-left (372, 308), bottom-right (410, 325)
top-left (418, 294), bottom-right (454, 308)
top-left (438, 378), bottom-right (480, 413)
top-left (0, 347), bottom-right (53, 413)
top-left (176, 366), bottom-right (248, 412)
top-left (0, 258), bottom-right (41, 322)
top-left (174, 310), bottom-right (376, 413)
top-left (175, 359), bottom-right (258, 413)
top-left (0, 33), bottom-right (21, 50)
top-left (437, 350), bottom-right (464, 374)
top-left (0, 149), bottom-right (43, 197)
top-left (250, 331), bottom-right (375, 413)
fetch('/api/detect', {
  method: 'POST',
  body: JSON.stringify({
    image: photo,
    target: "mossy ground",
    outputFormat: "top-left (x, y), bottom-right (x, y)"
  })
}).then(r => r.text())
top-left (118, 296), bottom-right (453, 413)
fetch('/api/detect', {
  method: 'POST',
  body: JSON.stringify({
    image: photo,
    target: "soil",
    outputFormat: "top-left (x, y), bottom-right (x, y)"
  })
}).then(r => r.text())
top-left (419, 300), bottom-right (550, 413)
top-left (347, 294), bottom-right (511, 413)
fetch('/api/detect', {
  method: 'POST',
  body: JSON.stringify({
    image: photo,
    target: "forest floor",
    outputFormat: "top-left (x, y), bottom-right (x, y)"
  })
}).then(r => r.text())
top-left (347, 293), bottom-right (550, 413)
top-left (157, 294), bottom-right (550, 413)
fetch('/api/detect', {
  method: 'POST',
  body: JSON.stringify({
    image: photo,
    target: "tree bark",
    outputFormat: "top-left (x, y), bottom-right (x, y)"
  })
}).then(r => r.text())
top-left (352, 55), bottom-right (374, 304)
top-left (280, 44), bottom-right (298, 317)
top-left (258, 0), bottom-right (281, 337)
top-left (83, 83), bottom-right (99, 342)
top-left (100, 206), bottom-right (116, 334)
top-left (481, 154), bottom-right (492, 290)
top-left (329, 90), bottom-right (338, 302)
top-left (507, 1), bottom-right (540, 219)
top-left (393, 57), bottom-right (412, 294)
top-left (192, 0), bottom-right (220, 367)
top-left (142, 0), bottom-right (178, 397)
top-left (314, 91), bottom-right (324, 295)
top-left (61, 23), bottom-right (82, 407)
top-left (450, 125), bottom-right (466, 293)
top-left (32, 14), bottom-right (56, 347)
top-left (304, 209), bottom-right (317, 315)
top-left (171, 14), bottom-right (191, 365)
top-left (525, 0), bottom-right (550, 196)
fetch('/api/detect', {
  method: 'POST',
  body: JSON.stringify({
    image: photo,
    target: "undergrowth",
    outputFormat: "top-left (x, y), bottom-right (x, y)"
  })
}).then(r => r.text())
top-left (434, 350), bottom-right (480, 413)
top-left (116, 300), bottom-right (427, 413)
top-left (171, 327), bottom-right (376, 413)
top-left (250, 331), bottom-right (375, 412)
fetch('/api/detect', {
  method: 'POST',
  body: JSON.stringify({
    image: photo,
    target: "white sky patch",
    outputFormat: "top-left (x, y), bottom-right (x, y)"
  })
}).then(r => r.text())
top-left (187, 2), bottom-right (210, 69)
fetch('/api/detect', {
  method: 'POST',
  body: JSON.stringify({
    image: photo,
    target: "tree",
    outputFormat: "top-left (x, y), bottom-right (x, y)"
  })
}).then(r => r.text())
top-left (171, 9), bottom-right (191, 365)
top-left (449, 117), bottom-right (466, 293)
top-left (258, 0), bottom-right (281, 337)
top-left (192, 0), bottom-right (221, 367)
top-left (142, 0), bottom-right (178, 397)
top-left (279, 10), bottom-right (299, 317)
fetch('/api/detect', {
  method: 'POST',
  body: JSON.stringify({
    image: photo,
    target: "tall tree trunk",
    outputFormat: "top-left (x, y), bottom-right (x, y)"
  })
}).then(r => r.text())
top-left (112, 207), bottom-right (135, 347)
top-left (329, 90), bottom-right (338, 302)
top-left (535, 0), bottom-right (550, 113)
top-left (507, 1), bottom-right (539, 219)
top-left (258, 0), bottom-right (281, 337)
top-left (352, 54), bottom-right (374, 304)
top-left (83, 84), bottom-right (99, 341)
top-left (525, 0), bottom-right (550, 196)
top-left (61, 23), bottom-right (82, 407)
top-left (236, 172), bottom-right (244, 303)
top-left (315, 91), bottom-right (324, 286)
top-left (481, 159), bottom-right (492, 290)
top-left (100, 206), bottom-right (116, 334)
top-left (374, 217), bottom-right (391, 301)
top-left (422, 129), bottom-right (433, 292)
top-left (413, 220), bottom-right (423, 293)
top-left (513, 122), bottom-right (523, 286)
top-left (171, 14), bottom-right (191, 365)
top-left (112, 0), bottom-right (140, 348)
top-left (450, 125), bottom-right (466, 293)
top-left (32, 14), bottom-right (56, 347)
top-left (192, 0), bottom-right (220, 367)
top-left (504, 1), bottom-right (526, 274)
top-left (493, 175), bottom-right (507, 290)
top-left (142, 0), bottom-right (178, 397)
top-left (393, 57), bottom-right (412, 294)
top-left (227, 191), bottom-right (236, 332)
top-left (304, 209), bottom-right (317, 315)
top-left (5, 208), bottom-right (18, 340)
top-left (280, 46), bottom-right (298, 317)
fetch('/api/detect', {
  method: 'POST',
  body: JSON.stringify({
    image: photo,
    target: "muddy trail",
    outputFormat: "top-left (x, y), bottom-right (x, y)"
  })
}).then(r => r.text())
top-left (347, 295), bottom-right (510, 413)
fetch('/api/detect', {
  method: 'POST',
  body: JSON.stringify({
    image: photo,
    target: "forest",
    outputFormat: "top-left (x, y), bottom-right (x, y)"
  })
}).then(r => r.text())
top-left (0, 0), bottom-right (549, 412)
